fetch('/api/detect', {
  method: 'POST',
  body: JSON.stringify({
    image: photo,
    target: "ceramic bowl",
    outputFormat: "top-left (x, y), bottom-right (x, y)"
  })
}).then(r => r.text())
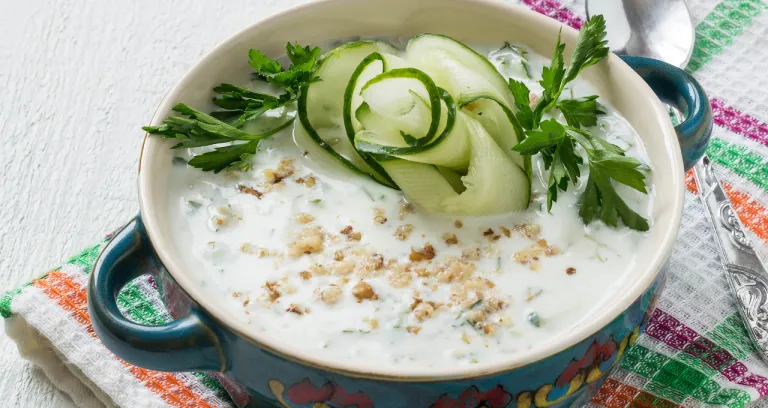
top-left (88, 0), bottom-right (712, 406)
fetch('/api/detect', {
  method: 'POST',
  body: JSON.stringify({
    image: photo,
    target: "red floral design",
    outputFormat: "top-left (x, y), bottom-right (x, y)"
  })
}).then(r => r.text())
top-left (285, 378), bottom-right (374, 408)
top-left (430, 385), bottom-right (513, 408)
top-left (555, 338), bottom-right (618, 387)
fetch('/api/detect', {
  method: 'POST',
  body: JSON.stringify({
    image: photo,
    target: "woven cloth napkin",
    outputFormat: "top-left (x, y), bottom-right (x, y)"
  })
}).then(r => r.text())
top-left (4, 0), bottom-right (768, 407)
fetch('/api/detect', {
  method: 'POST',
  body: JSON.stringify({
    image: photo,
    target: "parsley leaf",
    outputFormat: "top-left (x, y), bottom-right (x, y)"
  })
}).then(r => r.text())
top-left (508, 79), bottom-right (534, 130)
top-left (145, 42), bottom-right (321, 173)
top-left (188, 141), bottom-right (259, 173)
top-left (556, 96), bottom-right (604, 128)
top-left (512, 120), bottom-right (649, 231)
top-left (532, 16), bottom-right (609, 125)
top-left (250, 43), bottom-right (321, 97)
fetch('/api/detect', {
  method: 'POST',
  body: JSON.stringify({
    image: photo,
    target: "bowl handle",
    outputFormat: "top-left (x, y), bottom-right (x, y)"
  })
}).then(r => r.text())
top-left (620, 55), bottom-right (712, 171)
top-left (88, 216), bottom-right (225, 372)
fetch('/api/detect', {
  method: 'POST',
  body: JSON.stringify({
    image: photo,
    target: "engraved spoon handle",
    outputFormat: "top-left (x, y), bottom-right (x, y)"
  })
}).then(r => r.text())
top-left (694, 156), bottom-right (768, 362)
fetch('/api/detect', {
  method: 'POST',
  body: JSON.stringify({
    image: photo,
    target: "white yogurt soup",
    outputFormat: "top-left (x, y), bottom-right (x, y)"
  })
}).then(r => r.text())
top-left (160, 34), bottom-right (653, 372)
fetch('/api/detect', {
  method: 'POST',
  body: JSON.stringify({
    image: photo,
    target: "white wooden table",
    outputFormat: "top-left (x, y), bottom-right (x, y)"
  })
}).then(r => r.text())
top-left (0, 1), bottom-right (307, 405)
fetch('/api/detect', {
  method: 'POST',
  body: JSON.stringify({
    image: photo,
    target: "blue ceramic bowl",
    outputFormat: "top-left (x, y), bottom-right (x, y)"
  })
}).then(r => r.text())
top-left (88, 0), bottom-right (712, 406)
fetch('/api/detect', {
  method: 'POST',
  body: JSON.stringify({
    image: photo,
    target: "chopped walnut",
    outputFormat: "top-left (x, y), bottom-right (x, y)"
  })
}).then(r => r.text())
top-left (442, 233), bottom-right (458, 245)
top-left (319, 285), bottom-right (342, 305)
top-left (394, 224), bottom-right (414, 241)
top-left (483, 228), bottom-right (500, 241)
top-left (465, 309), bottom-right (486, 324)
top-left (461, 248), bottom-right (482, 261)
top-left (264, 281), bottom-right (281, 303)
top-left (373, 208), bottom-right (388, 225)
top-left (366, 318), bottom-right (380, 329)
top-left (566, 267), bottom-right (576, 275)
top-left (264, 158), bottom-right (295, 184)
top-left (482, 297), bottom-right (506, 314)
top-left (454, 220), bottom-right (464, 229)
top-left (398, 201), bottom-right (415, 220)
top-left (237, 184), bottom-right (263, 199)
top-left (407, 325), bottom-right (422, 335)
top-left (409, 244), bottom-right (436, 262)
top-left (352, 281), bottom-right (378, 302)
top-left (436, 257), bottom-right (477, 283)
top-left (287, 226), bottom-right (325, 257)
top-left (364, 253), bottom-right (385, 272)
top-left (413, 302), bottom-right (435, 321)
top-left (286, 304), bottom-right (309, 315)
top-left (333, 250), bottom-right (345, 261)
top-left (340, 225), bottom-right (361, 241)
top-left (388, 265), bottom-right (413, 288)
top-left (299, 271), bottom-right (312, 280)
top-left (545, 245), bottom-right (561, 256)
top-left (514, 223), bottom-right (541, 238)
top-left (294, 212), bottom-right (315, 224)
top-left (500, 226), bottom-right (511, 238)
top-left (309, 263), bottom-right (329, 276)
top-left (332, 261), bottom-right (355, 276)
top-left (295, 175), bottom-right (317, 187)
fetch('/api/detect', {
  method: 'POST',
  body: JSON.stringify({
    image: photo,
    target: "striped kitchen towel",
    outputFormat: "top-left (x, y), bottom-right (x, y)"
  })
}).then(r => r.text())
top-left (3, 0), bottom-right (768, 407)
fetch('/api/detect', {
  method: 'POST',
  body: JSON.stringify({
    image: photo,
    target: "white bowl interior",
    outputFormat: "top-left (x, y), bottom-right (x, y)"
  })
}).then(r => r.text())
top-left (139, 0), bottom-right (684, 380)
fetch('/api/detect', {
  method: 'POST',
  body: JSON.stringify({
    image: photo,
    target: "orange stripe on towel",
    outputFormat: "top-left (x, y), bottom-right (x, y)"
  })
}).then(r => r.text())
top-left (686, 169), bottom-right (768, 244)
top-left (33, 271), bottom-right (213, 408)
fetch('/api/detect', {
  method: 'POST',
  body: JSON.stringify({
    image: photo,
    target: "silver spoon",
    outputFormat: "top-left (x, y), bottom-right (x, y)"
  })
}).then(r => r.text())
top-left (588, 0), bottom-right (768, 363)
top-left (586, 0), bottom-right (695, 69)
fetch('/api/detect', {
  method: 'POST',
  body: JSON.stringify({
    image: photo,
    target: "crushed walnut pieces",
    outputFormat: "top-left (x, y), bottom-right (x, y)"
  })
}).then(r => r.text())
top-left (340, 225), bottom-right (361, 241)
top-left (454, 220), bottom-right (464, 228)
top-left (237, 184), bottom-right (263, 199)
top-left (287, 226), bottom-right (325, 257)
top-left (436, 257), bottom-right (477, 283)
top-left (299, 271), bottom-right (312, 280)
top-left (294, 212), bottom-right (315, 224)
top-left (394, 224), bottom-right (413, 241)
top-left (318, 285), bottom-right (342, 305)
top-left (409, 244), bottom-right (436, 262)
top-left (442, 233), bottom-right (458, 245)
top-left (566, 267), bottom-right (576, 275)
top-left (373, 208), bottom-right (388, 225)
top-left (483, 228), bottom-right (501, 241)
top-left (500, 226), bottom-right (511, 238)
top-left (263, 158), bottom-right (295, 184)
top-left (295, 175), bottom-right (317, 187)
top-left (352, 281), bottom-right (378, 302)
top-left (286, 304), bottom-right (310, 315)
top-left (264, 281), bottom-right (281, 303)
top-left (388, 264), bottom-right (413, 288)
top-left (513, 238), bottom-right (560, 271)
top-left (406, 325), bottom-right (422, 335)
top-left (364, 253), bottom-right (385, 272)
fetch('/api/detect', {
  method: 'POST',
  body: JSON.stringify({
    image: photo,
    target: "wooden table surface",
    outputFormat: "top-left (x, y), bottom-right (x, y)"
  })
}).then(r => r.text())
top-left (0, 1), bottom-right (306, 405)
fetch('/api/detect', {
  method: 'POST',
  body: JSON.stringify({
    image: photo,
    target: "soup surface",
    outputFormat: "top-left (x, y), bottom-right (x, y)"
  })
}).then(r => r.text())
top-left (164, 38), bottom-right (653, 371)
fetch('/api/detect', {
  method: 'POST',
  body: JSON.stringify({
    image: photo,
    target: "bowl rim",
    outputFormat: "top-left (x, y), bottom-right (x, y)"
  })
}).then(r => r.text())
top-left (137, 0), bottom-right (684, 381)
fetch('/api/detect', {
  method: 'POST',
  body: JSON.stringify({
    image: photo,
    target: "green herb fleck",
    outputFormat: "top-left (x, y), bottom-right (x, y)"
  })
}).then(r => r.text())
top-left (527, 311), bottom-right (541, 328)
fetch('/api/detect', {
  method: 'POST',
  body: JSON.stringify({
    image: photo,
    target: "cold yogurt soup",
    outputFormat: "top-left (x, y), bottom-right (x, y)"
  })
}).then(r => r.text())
top-left (153, 29), bottom-right (653, 371)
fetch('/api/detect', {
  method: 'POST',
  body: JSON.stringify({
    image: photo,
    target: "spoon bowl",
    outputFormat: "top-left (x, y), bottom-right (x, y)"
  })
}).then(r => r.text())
top-left (586, 0), bottom-right (695, 68)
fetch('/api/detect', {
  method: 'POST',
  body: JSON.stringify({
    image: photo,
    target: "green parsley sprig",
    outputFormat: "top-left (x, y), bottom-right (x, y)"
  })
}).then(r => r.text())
top-left (143, 43), bottom-right (321, 173)
top-left (511, 16), bottom-right (650, 231)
